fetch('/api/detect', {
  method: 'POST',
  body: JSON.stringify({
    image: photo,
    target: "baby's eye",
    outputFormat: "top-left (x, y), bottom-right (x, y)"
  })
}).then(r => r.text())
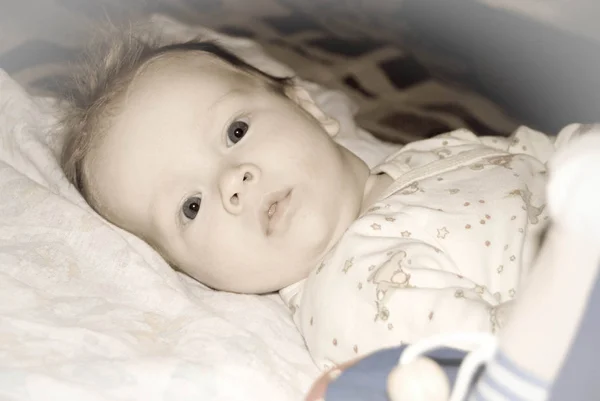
top-left (227, 120), bottom-right (249, 145)
top-left (182, 196), bottom-right (202, 220)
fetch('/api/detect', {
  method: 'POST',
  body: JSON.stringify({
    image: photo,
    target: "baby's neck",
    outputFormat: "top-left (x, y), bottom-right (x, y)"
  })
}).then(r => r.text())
top-left (309, 147), bottom-right (372, 264)
top-left (311, 153), bottom-right (391, 262)
top-left (360, 172), bottom-right (393, 214)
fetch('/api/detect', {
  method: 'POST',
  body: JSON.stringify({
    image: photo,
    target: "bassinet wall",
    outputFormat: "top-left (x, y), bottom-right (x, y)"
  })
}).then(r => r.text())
top-left (399, 0), bottom-right (600, 133)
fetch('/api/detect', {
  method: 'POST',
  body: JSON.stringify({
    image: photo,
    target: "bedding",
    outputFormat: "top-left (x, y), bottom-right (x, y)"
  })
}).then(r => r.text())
top-left (0, 16), bottom-right (401, 401)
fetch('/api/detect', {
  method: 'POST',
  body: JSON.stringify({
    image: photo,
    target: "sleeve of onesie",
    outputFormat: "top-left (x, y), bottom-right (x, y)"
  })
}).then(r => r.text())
top-left (356, 239), bottom-right (505, 338)
top-left (299, 233), bottom-right (508, 368)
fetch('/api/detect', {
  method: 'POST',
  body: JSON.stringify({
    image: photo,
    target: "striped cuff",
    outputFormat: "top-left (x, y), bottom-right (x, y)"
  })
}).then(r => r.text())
top-left (468, 349), bottom-right (549, 401)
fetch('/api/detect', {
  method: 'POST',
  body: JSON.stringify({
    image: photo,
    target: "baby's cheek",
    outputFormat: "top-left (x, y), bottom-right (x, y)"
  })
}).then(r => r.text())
top-left (169, 234), bottom-right (215, 282)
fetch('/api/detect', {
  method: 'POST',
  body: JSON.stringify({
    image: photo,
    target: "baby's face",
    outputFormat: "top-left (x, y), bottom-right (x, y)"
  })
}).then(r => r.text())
top-left (87, 52), bottom-right (367, 293)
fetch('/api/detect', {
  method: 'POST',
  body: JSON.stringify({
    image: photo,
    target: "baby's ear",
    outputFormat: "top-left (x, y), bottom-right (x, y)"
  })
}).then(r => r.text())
top-left (284, 82), bottom-right (340, 137)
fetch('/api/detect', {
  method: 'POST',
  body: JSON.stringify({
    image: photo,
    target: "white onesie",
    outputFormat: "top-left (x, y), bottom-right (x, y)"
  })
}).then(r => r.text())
top-left (281, 125), bottom-right (582, 370)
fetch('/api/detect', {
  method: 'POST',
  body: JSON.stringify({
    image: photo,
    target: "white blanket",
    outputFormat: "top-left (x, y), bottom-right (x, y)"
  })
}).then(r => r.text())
top-left (0, 16), bottom-right (399, 401)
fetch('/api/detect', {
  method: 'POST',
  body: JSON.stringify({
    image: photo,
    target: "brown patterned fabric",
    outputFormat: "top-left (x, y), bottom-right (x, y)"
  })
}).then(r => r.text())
top-left (0, 0), bottom-right (521, 145)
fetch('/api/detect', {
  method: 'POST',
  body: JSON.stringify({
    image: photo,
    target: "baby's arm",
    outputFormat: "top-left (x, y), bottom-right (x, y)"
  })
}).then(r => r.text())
top-left (299, 238), bottom-right (508, 368)
top-left (363, 244), bottom-right (506, 338)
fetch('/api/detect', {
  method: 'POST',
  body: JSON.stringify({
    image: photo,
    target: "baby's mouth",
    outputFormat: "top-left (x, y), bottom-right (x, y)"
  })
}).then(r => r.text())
top-left (267, 202), bottom-right (278, 218)
top-left (260, 189), bottom-right (293, 236)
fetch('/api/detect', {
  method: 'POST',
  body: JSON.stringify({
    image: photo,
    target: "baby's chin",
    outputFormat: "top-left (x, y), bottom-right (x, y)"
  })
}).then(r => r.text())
top-left (172, 221), bottom-right (338, 294)
top-left (188, 259), bottom-right (312, 294)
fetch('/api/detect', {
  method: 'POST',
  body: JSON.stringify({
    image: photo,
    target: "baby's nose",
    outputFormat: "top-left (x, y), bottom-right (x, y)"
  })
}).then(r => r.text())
top-left (219, 164), bottom-right (260, 214)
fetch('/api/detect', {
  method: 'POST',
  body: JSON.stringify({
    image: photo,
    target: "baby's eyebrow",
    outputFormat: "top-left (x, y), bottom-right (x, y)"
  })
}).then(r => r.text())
top-left (188, 89), bottom-right (240, 141)
top-left (207, 89), bottom-right (244, 114)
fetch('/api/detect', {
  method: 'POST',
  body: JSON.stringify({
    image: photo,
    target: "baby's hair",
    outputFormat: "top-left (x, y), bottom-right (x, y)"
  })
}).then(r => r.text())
top-left (59, 29), bottom-right (293, 207)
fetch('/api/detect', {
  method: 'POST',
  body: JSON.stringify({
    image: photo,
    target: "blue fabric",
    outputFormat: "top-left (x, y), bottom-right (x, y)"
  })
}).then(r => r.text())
top-left (494, 350), bottom-right (548, 388)
top-left (479, 372), bottom-right (524, 400)
top-left (325, 346), bottom-right (467, 401)
top-left (475, 350), bottom-right (548, 401)
top-left (547, 264), bottom-right (600, 401)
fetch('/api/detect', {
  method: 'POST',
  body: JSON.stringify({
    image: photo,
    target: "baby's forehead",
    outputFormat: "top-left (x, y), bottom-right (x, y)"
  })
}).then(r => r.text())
top-left (89, 51), bottom-right (261, 192)
top-left (119, 54), bottom-right (266, 132)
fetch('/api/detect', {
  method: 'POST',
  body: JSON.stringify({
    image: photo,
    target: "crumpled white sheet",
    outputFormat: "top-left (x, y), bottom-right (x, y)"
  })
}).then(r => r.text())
top-left (0, 16), bottom-right (399, 401)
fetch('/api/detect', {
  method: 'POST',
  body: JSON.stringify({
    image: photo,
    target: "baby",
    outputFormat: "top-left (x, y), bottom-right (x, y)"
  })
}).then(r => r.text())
top-left (59, 34), bottom-right (579, 369)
